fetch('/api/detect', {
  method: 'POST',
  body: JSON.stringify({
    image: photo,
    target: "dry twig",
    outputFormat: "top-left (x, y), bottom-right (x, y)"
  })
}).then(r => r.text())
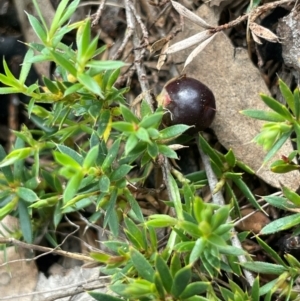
top-left (91, 0), bottom-right (107, 27)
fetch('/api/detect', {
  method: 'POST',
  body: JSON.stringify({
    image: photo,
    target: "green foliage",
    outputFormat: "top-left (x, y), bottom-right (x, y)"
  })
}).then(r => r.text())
top-left (241, 79), bottom-right (300, 165)
top-left (1, 1), bottom-right (300, 300)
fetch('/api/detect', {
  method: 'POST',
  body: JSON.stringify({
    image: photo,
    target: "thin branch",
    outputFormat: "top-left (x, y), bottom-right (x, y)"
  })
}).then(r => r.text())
top-left (0, 237), bottom-right (95, 263)
top-left (128, 1), bottom-right (149, 47)
top-left (125, 0), bottom-right (154, 110)
top-left (210, 0), bottom-right (295, 33)
top-left (111, 0), bottom-right (134, 60)
top-left (197, 139), bottom-right (255, 287)
top-left (91, 0), bottom-right (107, 27)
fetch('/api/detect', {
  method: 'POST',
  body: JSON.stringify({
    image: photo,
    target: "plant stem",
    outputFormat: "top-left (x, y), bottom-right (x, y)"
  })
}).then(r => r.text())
top-left (197, 137), bottom-right (255, 287)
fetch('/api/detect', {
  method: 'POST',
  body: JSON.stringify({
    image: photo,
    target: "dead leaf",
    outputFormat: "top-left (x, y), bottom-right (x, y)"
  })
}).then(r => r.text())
top-left (251, 31), bottom-right (263, 44)
top-left (249, 22), bottom-right (280, 43)
top-left (165, 30), bottom-right (213, 54)
top-left (183, 33), bottom-right (217, 69)
top-left (170, 4), bottom-right (300, 190)
top-left (150, 38), bottom-right (168, 53)
top-left (171, 0), bottom-right (214, 29)
top-left (157, 42), bottom-right (169, 71)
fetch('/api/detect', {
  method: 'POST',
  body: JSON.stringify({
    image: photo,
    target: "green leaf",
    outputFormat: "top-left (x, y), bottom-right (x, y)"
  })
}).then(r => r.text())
top-left (228, 175), bottom-right (262, 211)
top-left (110, 164), bottom-right (132, 181)
top-left (147, 142), bottom-right (158, 158)
top-left (171, 265), bottom-right (192, 298)
top-left (139, 112), bottom-right (163, 129)
top-left (141, 100), bottom-right (153, 118)
top-left (294, 88), bottom-right (300, 121)
top-left (262, 129), bottom-right (292, 164)
top-left (63, 171), bottom-right (84, 203)
top-left (57, 0), bottom-right (80, 28)
top-left (157, 144), bottom-right (178, 159)
top-left (0, 145), bottom-right (13, 182)
top-left (294, 122), bottom-right (300, 152)
top-left (54, 152), bottom-right (82, 170)
top-left (96, 110), bottom-right (110, 137)
top-left (270, 159), bottom-right (300, 173)
top-left (136, 127), bottom-right (151, 143)
top-left (224, 149), bottom-right (236, 168)
top-left (43, 77), bottom-right (60, 94)
top-left (217, 245), bottom-right (246, 256)
top-left (88, 291), bottom-right (124, 301)
top-left (120, 105), bottom-right (139, 124)
top-left (83, 145), bottom-right (99, 169)
top-left (279, 78), bottom-right (295, 113)
top-left (256, 237), bottom-right (286, 267)
top-left (123, 188), bottom-right (144, 222)
top-left (16, 187), bottom-right (38, 203)
top-left (125, 134), bottom-right (139, 155)
top-left (0, 196), bottom-right (18, 219)
top-left (154, 273), bottom-right (165, 299)
top-left (251, 277), bottom-right (260, 301)
top-left (0, 87), bottom-right (20, 94)
top-left (18, 199), bottom-right (32, 243)
top-left (86, 60), bottom-right (125, 71)
top-left (56, 144), bottom-right (84, 165)
top-left (107, 207), bottom-right (119, 237)
top-left (112, 122), bottom-right (135, 133)
top-left (198, 134), bottom-right (224, 168)
top-left (76, 19), bottom-right (91, 61)
top-left (155, 255), bottom-right (173, 293)
top-left (19, 48), bottom-right (34, 84)
top-left (167, 172), bottom-right (183, 220)
top-left (77, 73), bottom-right (103, 97)
top-left (241, 109), bottom-right (286, 122)
top-left (50, 50), bottom-right (76, 76)
top-left (124, 217), bottom-right (145, 249)
top-left (103, 187), bottom-right (118, 228)
top-left (282, 186), bottom-right (300, 206)
top-left (263, 195), bottom-right (296, 211)
top-left (174, 241), bottom-right (195, 252)
top-left (211, 206), bottom-right (230, 230)
top-left (26, 13), bottom-right (47, 43)
top-left (158, 124), bottom-right (190, 143)
top-left (13, 138), bottom-right (26, 181)
top-left (101, 138), bottom-right (121, 172)
top-left (146, 214), bottom-right (177, 227)
top-left (178, 220), bottom-right (202, 237)
top-left (189, 238), bottom-right (207, 263)
top-left (260, 213), bottom-right (300, 235)
top-left (0, 147), bottom-right (32, 168)
top-left (106, 68), bottom-right (120, 89)
top-left (241, 261), bottom-right (287, 275)
top-left (170, 252), bottom-right (181, 278)
top-left (260, 94), bottom-right (293, 121)
top-left (130, 248), bottom-right (155, 282)
top-left (180, 282), bottom-right (210, 299)
top-left (99, 175), bottom-right (110, 192)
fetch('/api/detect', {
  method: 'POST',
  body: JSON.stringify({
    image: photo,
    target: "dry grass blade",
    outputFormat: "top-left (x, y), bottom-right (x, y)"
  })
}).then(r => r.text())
top-left (157, 41), bottom-right (169, 70)
top-left (171, 0), bottom-right (214, 29)
top-left (251, 31), bottom-right (263, 44)
top-left (184, 33), bottom-right (217, 69)
top-left (249, 22), bottom-right (280, 43)
top-left (165, 30), bottom-right (213, 54)
top-left (150, 38), bottom-right (169, 53)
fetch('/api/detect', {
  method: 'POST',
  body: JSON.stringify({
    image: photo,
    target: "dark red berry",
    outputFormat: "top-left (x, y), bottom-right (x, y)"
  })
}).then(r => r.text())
top-left (157, 76), bottom-right (216, 134)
